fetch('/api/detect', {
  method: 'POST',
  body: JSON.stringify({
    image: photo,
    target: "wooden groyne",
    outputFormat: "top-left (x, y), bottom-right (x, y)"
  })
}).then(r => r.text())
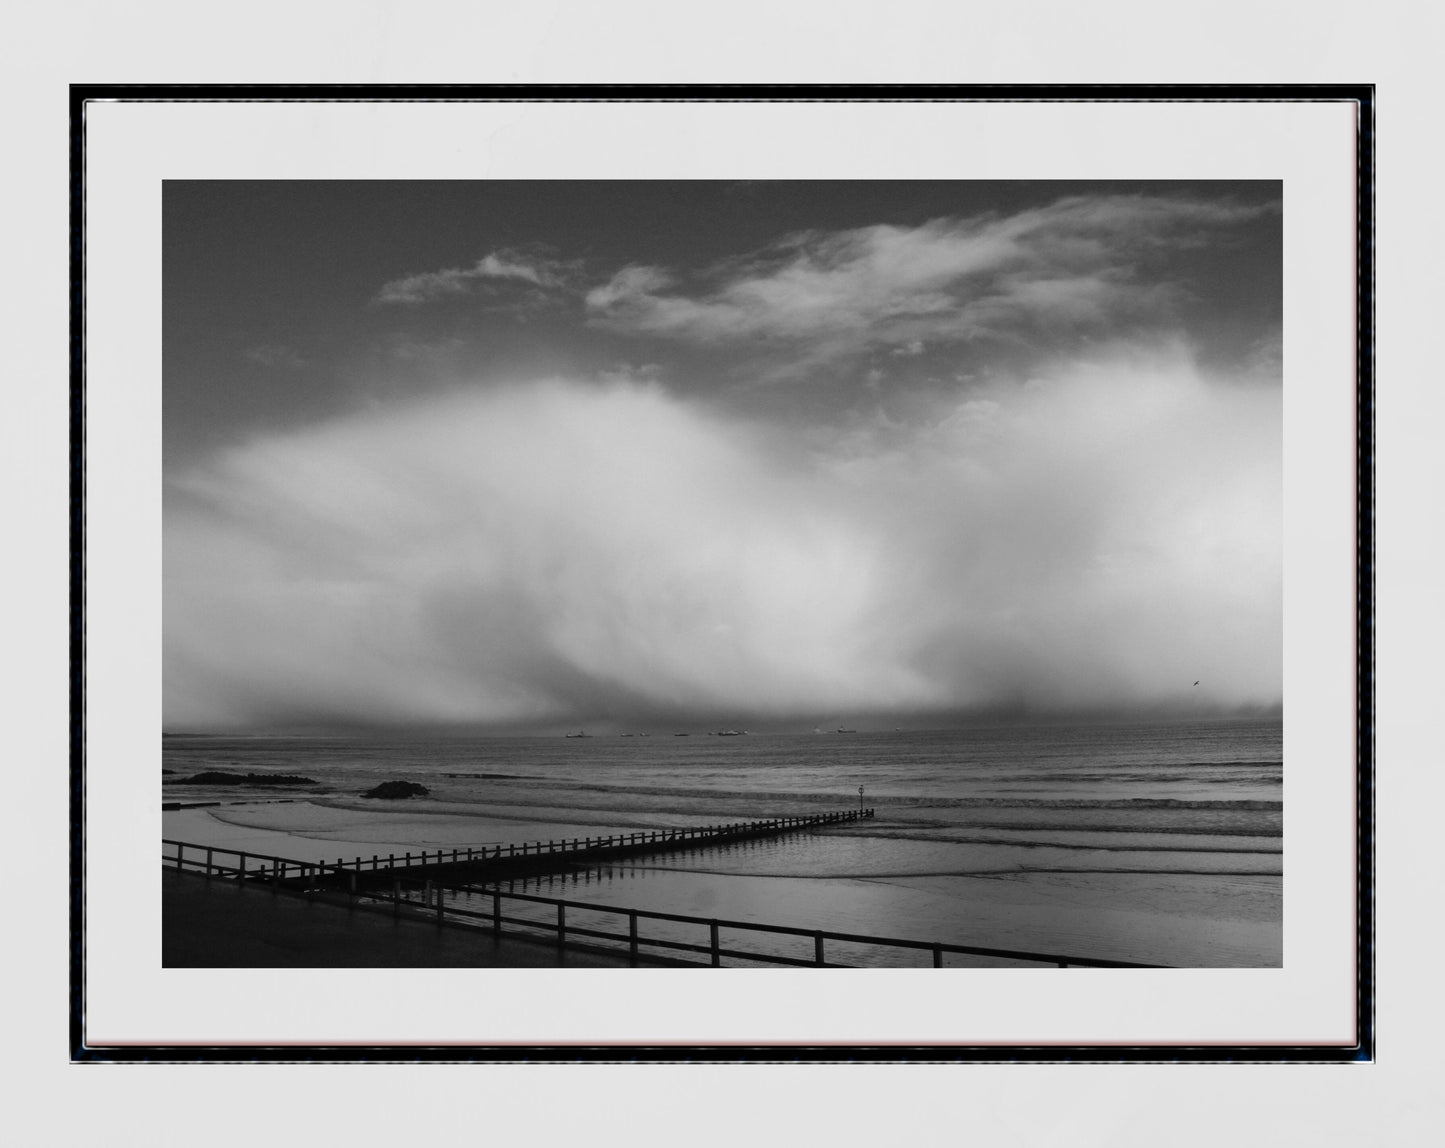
top-left (162, 808), bottom-right (875, 891)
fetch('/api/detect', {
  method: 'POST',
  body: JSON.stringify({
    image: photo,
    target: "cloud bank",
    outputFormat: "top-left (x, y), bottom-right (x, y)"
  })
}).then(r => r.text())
top-left (584, 196), bottom-right (1277, 370)
top-left (165, 352), bottom-right (1280, 731)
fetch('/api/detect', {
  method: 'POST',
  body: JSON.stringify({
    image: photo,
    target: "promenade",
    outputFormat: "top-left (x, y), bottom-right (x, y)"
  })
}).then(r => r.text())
top-left (162, 868), bottom-right (676, 968)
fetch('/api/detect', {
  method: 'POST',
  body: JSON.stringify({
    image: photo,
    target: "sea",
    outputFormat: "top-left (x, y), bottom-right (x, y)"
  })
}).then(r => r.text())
top-left (161, 717), bottom-right (1282, 968)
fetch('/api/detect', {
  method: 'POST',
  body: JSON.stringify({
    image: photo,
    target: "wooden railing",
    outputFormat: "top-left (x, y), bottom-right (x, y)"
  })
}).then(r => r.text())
top-left (161, 835), bottom-right (1166, 969)
top-left (392, 884), bottom-right (1167, 969)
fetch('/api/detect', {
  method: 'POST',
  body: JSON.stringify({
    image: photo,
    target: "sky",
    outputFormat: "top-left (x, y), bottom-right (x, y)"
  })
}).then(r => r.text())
top-left (163, 181), bottom-right (1282, 733)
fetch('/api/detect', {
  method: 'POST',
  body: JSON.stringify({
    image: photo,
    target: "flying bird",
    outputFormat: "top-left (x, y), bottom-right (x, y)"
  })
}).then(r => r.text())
top-left (1193, 681), bottom-right (1199, 686)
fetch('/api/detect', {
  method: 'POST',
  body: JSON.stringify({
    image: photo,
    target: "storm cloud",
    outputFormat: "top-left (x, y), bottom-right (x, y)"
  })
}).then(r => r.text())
top-left (164, 348), bottom-right (1280, 730)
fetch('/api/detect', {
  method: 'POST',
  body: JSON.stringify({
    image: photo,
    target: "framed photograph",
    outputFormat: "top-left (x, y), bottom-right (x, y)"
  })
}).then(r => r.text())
top-left (74, 87), bottom-right (1370, 1061)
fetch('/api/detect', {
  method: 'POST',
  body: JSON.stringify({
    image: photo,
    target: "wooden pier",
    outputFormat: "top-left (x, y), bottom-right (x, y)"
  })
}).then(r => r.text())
top-left (163, 808), bottom-right (875, 892)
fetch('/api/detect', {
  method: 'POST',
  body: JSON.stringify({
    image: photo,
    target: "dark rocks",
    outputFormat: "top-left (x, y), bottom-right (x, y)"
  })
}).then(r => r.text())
top-left (177, 771), bottom-right (319, 786)
top-left (361, 780), bottom-right (430, 800)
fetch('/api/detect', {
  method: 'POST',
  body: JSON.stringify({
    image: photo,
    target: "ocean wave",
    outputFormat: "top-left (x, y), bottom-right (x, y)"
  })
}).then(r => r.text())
top-left (510, 782), bottom-right (1282, 812)
top-left (858, 829), bottom-right (1281, 847)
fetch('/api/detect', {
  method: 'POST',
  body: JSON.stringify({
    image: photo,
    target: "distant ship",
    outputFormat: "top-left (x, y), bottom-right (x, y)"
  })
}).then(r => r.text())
top-left (674, 732), bottom-right (690, 736)
top-left (715, 729), bottom-right (747, 736)
top-left (836, 728), bottom-right (856, 734)
top-left (564, 731), bottom-right (590, 738)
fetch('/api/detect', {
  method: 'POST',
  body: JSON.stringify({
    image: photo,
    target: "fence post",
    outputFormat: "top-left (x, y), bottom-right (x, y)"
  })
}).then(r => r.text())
top-left (710, 921), bottom-right (721, 967)
top-left (932, 945), bottom-right (943, 968)
top-left (557, 904), bottom-right (566, 949)
top-left (175, 843), bottom-right (184, 873)
top-left (205, 847), bottom-right (213, 880)
top-left (492, 890), bottom-right (501, 936)
top-left (436, 883), bottom-right (444, 924)
top-left (629, 912), bottom-right (639, 959)
top-left (815, 932), bottom-right (826, 966)
top-left (237, 852), bottom-right (247, 882)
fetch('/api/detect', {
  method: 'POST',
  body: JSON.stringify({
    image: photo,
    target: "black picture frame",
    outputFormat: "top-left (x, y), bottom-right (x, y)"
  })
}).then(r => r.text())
top-left (70, 84), bottom-right (1373, 1064)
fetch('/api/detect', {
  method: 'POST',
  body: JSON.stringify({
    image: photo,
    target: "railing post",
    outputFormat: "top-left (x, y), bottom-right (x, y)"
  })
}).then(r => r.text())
top-left (629, 912), bottom-right (639, 959)
top-left (933, 945), bottom-right (943, 968)
top-left (435, 883), bottom-right (444, 924)
top-left (175, 843), bottom-right (184, 873)
top-left (815, 932), bottom-right (825, 966)
top-left (237, 852), bottom-right (247, 882)
top-left (557, 904), bottom-right (566, 949)
top-left (710, 921), bottom-right (721, 966)
top-left (492, 890), bottom-right (501, 936)
top-left (204, 846), bottom-right (213, 880)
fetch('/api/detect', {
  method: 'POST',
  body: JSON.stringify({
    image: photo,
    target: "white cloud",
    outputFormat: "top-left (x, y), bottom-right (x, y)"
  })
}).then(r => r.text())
top-left (244, 344), bottom-right (305, 369)
top-left (165, 350), bottom-right (1280, 730)
top-left (374, 249), bottom-right (578, 305)
top-left (585, 195), bottom-right (1277, 368)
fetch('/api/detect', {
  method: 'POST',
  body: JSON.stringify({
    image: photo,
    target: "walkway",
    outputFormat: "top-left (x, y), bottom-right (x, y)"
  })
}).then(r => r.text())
top-left (162, 868), bottom-right (677, 968)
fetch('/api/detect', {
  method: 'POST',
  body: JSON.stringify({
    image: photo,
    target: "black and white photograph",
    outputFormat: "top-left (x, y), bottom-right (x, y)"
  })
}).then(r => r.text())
top-left (62, 90), bottom-right (1382, 1086)
top-left (160, 179), bottom-right (1286, 973)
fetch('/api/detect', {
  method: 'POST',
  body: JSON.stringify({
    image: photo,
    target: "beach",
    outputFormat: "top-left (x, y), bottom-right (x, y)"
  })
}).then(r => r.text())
top-left (162, 720), bottom-right (1282, 968)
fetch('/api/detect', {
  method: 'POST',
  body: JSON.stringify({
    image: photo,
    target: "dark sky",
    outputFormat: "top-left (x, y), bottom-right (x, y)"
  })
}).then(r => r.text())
top-left (164, 181), bottom-right (1282, 732)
